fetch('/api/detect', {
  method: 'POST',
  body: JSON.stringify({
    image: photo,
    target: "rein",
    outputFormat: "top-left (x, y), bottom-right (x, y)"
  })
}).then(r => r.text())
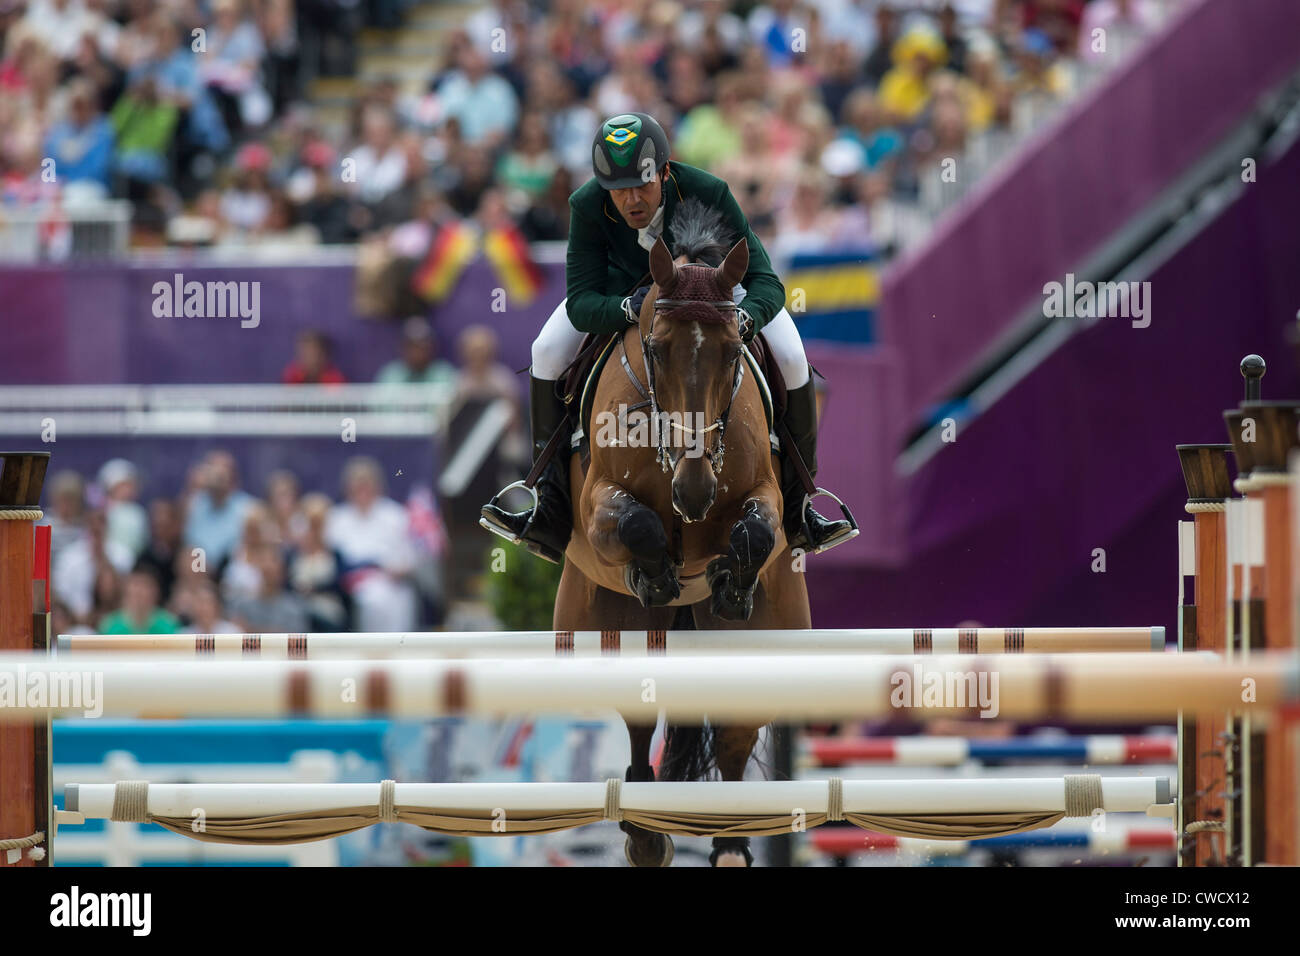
top-left (632, 290), bottom-right (745, 476)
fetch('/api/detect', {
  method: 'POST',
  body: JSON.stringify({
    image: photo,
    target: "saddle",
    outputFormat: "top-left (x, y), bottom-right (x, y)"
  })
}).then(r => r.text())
top-left (559, 328), bottom-right (788, 473)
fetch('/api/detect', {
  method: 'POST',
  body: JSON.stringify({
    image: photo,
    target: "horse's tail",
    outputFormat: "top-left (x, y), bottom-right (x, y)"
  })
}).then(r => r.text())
top-left (657, 605), bottom-right (719, 782)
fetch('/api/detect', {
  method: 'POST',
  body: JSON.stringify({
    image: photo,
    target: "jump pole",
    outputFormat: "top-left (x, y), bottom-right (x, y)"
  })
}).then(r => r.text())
top-left (59, 775), bottom-right (1172, 825)
top-left (0, 451), bottom-right (49, 868)
top-left (54, 627), bottom-right (1167, 658)
top-left (3, 651), bottom-right (1297, 722)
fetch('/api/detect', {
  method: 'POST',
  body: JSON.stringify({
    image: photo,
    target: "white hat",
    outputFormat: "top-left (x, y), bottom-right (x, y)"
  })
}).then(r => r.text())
top-left (97, 458), bottom-right (137, 490)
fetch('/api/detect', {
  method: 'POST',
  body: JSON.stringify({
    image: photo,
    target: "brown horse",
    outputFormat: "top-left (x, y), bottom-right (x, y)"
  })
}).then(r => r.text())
top-left (554, 204), bottom-right (810, 866)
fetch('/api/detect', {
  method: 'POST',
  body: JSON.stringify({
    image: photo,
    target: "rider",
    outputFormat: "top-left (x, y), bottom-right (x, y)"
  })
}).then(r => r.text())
top-left (481, 112), bottom-right (856, 563)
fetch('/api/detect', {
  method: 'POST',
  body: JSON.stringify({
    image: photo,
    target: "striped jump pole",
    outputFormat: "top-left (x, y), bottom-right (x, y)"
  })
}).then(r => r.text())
top-left (3, 651), bottom-right (1298, 722)
top-left (803, 735), bottom-right (1178, 768)
top-left (808, 824), bottom-right (1176, 858)
top-left (54, 627), bottom-right (1167, 658)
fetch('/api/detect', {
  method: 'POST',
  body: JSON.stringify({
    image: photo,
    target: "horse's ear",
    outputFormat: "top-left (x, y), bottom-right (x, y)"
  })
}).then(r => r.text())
top-left (718, 238), bottom-right (748, 291)
top-left (649, 236), bottom-right (676, 290)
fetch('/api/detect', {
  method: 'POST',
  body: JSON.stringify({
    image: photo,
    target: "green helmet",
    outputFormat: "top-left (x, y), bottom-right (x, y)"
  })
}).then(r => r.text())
top-left (592, 113), bottom-right (671, 190)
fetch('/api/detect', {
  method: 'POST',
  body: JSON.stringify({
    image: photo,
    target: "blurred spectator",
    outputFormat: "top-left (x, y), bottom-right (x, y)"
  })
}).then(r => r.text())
top-left (287, 492), bottom-right (349, 631)
top-left (862, 2), bottom-right (901, 86)
top-left (135, 497), bottom-right (183, 605)
top-left (184, 449), bottom-right (255, 570)
top-left (221, 501), bottom-right (278, 604)
top-left (227, 543), bottom-right (309, 632)
top-left (109, 73), bottom-right (178, 186)
top-left (97, 457), bottom-right (148, 561)
top-left (219, 141), bottom-right (274, 232)
top-left (375, 317), bottom-right (456, 386)
top-left (19, 0), bottom-right (97, 63)
top-left (98, 567), bottom-right (180, 634)
top-left (325, 456), bottom-right (418, 632)
top-left (179, 576), bottom-right (240, 633)
top-left (266, 469), bottom-right (305, 547)
top-left (282, 329), bottom-right (346, 384)
top-left (817, 38), bottom-right (865, 126)
top-left (453, 324), bottom-right (520, 411)
top-left (878, 27), bottom-right (948, 123)
top-left (435, 36), bottom-right (519, 148)
top-left (54, 508), bottom-right (133, 624)
top-left (44, 77), bottom-right (115, 192)
top-left (200, 0), bottom-right (271, 136)
top-left (42, 469), bottom-right (89, 561)
top-left (770, 166), bottom-right (842, 260)
top-left (1077, 0), bottom-right (1160, 62)
top-left (495, 113), bottom-right (557, 211)
top-left (937, 3), bottom-right (970, 75)
top-left (346, 103), bottom-right (407, 205)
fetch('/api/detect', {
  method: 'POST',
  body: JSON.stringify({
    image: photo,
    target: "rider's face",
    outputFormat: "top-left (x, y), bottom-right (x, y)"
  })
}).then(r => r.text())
top-left (609, 166), bottom-right (666, 229)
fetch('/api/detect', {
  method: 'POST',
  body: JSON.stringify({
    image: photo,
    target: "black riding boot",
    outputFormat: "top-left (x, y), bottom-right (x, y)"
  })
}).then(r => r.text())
top-left (479, 374), bottom-right (573, 564)
top-left (781, 373), bottom-right (858, 554)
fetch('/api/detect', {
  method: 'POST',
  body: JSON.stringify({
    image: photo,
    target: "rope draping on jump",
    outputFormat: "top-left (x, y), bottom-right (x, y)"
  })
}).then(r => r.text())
top-left (67, 776), bottom-right (1160, 846)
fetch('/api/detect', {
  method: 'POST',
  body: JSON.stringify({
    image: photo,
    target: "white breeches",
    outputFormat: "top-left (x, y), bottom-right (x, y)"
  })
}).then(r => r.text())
top-left (531, 290), bottom-right (811, 389)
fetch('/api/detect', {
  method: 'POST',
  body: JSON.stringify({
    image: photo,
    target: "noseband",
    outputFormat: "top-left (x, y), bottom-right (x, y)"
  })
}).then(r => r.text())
top-left (637, 287), bottom-right (746, 475)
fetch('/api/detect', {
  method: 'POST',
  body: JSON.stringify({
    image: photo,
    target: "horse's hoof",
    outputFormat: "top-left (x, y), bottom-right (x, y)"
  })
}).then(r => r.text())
top-left (626, 562), bottom-right (680, 608)
top-left (625, 834), bottom-right (674, 867)
top-left (713, 850), bottom-right (750, 867)
top-left (706, 561), bottom-right (754, 620)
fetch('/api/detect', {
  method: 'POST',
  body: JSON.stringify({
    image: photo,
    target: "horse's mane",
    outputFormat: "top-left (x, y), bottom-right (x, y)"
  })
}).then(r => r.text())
top-left (667, 197), bottom-right (735, 267)
top-left (658, 198), bottom-right (738, 324)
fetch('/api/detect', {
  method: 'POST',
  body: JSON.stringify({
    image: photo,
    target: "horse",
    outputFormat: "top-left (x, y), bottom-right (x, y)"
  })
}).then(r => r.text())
top-left (554, 200), bottom-right (811, 866)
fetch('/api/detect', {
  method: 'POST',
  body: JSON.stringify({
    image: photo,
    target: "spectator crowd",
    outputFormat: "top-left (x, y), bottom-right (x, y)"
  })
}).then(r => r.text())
top-left (0, 0), bottom-right (1169, 261)
top-left (43, 315), bottom-right (527, 637)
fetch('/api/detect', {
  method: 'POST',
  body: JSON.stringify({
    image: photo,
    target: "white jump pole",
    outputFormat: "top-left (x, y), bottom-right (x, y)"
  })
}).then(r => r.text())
top-left (3, 651), bottom-right (1297, 722)
top-left (61, 776), bottom-right (1172, 821)
top-left (54, 627), bottom-right (1166, 658)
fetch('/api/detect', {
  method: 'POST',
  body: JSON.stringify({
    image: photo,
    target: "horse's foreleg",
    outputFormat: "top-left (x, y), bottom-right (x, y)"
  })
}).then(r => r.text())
top-left (621, 722), bottom-right (673, 866)
top-left (710, 725), bottom-right (761, 866)
top-left (705, 491), bottom-right (780, 621)
top-left (586, 479), bottom-right (680, 607)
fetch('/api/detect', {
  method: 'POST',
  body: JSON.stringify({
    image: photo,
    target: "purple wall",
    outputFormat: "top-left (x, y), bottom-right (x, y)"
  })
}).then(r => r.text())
top-left (809, 126), bottom-right (1300, 629)
top-left (879, 0), bottom-right (1300, 426)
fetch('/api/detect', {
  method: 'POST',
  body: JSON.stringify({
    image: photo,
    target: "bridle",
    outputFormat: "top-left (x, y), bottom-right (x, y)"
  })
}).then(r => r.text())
top-left (634, 283), bottom-right (745, 476)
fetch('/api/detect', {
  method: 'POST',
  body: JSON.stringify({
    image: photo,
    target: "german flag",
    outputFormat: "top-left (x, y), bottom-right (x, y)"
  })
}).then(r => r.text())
top-left (412, 221), bottom-right (478, 302)
top-left (483, 224), bottom-right (543, 305)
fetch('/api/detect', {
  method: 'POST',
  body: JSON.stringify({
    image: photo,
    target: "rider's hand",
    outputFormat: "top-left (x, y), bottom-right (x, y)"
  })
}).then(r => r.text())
top-left (738, 307), bottom-right (755, 343)
top-left (622, 285), bottom-right (652, 323)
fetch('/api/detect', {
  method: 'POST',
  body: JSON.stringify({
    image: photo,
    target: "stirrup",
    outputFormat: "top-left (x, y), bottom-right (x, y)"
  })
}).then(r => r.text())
top-left (800, 488), bottom-right (859, 555)
top-left (478, 479), bottom-right (538, 545)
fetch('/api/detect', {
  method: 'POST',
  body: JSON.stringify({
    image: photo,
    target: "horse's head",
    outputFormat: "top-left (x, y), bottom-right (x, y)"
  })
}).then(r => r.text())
top-left (640, 234), bottom-right (749, 522)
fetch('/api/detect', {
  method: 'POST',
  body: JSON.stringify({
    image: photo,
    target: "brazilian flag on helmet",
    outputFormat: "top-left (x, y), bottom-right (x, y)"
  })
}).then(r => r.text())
top-left (591, 113), bottom-right (671, 190)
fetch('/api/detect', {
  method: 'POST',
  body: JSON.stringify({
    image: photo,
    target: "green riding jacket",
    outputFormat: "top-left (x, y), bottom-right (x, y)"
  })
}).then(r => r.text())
top-left (564, 162), bottom-right (786, 335)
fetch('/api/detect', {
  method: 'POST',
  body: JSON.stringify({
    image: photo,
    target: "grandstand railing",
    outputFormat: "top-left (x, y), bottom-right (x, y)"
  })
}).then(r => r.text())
top-left (0, 383), bottom-right (457, 437)
top-left (0, 200), bottom-right (132, 261)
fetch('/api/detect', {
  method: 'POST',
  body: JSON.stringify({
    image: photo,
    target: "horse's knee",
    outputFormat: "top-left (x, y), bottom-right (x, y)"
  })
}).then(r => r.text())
top-left (617, 504), bottom-right (667, 559)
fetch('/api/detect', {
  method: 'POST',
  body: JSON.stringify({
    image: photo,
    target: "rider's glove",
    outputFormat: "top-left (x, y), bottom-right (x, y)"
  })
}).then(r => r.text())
top-left (622, 285), bottom-right (652, 324)
top-left (737, 307), bottom-right (755, 343)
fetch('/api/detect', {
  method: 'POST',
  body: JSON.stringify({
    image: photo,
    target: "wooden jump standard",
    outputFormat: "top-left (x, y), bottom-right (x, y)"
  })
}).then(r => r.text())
top-left (0, 451), bottom-right (48, 869)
